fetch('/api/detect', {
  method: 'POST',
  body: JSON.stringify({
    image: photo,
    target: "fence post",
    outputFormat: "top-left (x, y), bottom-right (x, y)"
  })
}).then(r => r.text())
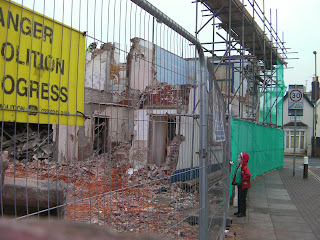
top-left (198, 61), bottom-right (208, 240)
top-left (130, 1), bottom-right (208, 238)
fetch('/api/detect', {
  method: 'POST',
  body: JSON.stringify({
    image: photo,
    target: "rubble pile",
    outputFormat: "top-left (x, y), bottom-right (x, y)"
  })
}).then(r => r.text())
top-left (110, 143), bottom-right (132, 162)
top-left (1, 123), bottom-right (53, 162)
top-left (165, 135), bottom-right (185, 170)
top-left (5, 156), bottom-right (201, 239)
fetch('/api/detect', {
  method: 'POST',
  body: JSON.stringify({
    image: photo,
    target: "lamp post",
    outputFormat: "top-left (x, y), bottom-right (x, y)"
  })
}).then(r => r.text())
top-left (314, 51), bottom-right (317, 77)
top-left (313, 51), bottom-right (317, 156)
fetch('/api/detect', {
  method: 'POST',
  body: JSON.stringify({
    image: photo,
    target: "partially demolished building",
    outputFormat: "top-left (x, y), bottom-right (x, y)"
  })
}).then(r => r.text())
top-left (80, 38), bottom-right (196, 172)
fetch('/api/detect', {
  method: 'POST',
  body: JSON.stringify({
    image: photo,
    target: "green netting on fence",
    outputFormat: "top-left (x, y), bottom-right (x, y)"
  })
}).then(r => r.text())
top-left (260, 60), bottom-right (286, 126)
top-left (230, 117), bottom-right (284, 195)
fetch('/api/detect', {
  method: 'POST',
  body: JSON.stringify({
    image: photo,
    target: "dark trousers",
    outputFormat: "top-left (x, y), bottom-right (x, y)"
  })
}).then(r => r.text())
top-left (237, 185), bottom-right (248, 214)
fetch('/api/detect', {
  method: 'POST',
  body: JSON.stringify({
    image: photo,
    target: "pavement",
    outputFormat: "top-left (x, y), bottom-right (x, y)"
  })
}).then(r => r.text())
top-left (225, 156), bottom-right (320, 240)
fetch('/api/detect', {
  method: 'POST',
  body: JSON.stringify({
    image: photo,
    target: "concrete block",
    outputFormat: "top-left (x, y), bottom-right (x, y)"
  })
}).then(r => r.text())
top-left (3, 177), bottom-right (66, 218)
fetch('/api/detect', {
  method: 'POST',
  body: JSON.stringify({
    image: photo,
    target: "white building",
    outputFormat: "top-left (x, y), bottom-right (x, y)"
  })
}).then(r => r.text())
top-left (282, 92), bottom-right (314, 156)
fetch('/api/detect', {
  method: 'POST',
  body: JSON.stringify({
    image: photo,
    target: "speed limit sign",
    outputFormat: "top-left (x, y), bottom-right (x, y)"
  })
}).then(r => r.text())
top-left (289, 90), bottom-right (302, 103)
top-left (288, 85), bottom-right (303, 114)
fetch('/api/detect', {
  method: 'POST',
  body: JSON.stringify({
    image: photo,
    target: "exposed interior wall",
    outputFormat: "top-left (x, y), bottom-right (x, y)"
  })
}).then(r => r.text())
top-left (155, 46), bottom-right (190, 85)
top-left (129, 109), bottom-right (178, 168)
top-left (85, 50), bottom-right (111, 91)
top-left (129, 109), bottom-right (149, 168)
top-left (149, 109), bottom-right (178, 166)
top-left (86, 43), bottom-right (126, 93)
top-left (54, 125), bottom-right (79, 163)
top-left (177, 86), bottom-right (199, 170)
top-left (99, 106), bottom-right (134, 144)
top-left (84, 88), bottom-right (113, 115)
top-left (128, 38), bottom-right (154, 92)
top-left (80, 119), bottom-right (94, 159)
top-left (151, 116), bottom-right (168, 166)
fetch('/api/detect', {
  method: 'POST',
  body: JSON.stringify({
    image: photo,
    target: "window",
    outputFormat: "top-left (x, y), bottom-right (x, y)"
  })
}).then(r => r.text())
top-left (300, 132), bottom-right (305, 149)
top-left (285, 130), bottom-right (305, 149)
top-left (290, 116), bottom-right (301, 121)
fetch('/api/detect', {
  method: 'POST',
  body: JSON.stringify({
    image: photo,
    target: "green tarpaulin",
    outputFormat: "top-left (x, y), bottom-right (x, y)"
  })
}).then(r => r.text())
top-left (230, 117), bottom-right (284, 195)
top-left (260, 60), bottom-right (286, 126)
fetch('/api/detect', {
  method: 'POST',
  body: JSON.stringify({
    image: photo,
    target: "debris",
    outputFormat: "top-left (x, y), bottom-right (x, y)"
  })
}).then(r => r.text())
top-left (165, 135), bottom-right (185, 170)
top-left (156, 186), bottom-right (167, 194)
top-left (0, 123), bottom-right (54, 162)
top-left (180, 170), bottom-right (223, 193)
top-left (0, 219), bottom-right (170, 240)
top-left (178, 230), bottom-right (186, 237)
top-left (185, 215), bottom-right (199, 225)
top-left (5, 157), bottom-right (201, 238)
top-left (173, 202), bottom-right (193, 211)
top-left (0, 154), bottom-right (9, 198)
top-left (126, 168), bottom-right (137, 175)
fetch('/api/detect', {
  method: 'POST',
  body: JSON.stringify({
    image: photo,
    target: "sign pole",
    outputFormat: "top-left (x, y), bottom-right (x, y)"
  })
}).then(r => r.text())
top-left (288, 85), bottom-right (304, 177)
top-left (293, 109), bottom-right (297, 176)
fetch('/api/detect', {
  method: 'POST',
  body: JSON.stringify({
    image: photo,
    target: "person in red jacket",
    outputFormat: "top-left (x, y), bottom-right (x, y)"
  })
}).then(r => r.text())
top-left (232, 152), bottom-right (251, 217)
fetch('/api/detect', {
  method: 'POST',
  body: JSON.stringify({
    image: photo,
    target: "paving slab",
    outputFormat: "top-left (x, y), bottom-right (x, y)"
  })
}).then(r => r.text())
top-left (244, 220), bottom-right (274, 230)
top-left (270, 215), bottom-right (307, 224)
top-left (265, 184), bottom-right (286, 189)
top-left (265, 189), bottom-right (290, 196)
top-left (249, 207), bottom-right (270, 214)
top-left (267, 203), bottom-right (297, 210)
top-left (273, 221), bottom-right (313, 232)
top-left (268, 208), bottom-right (301, 216)
top-left (266, 194), bottom-right (291, 200)
top-left (247, 212), bottom-right (272, 223)
top-left (275, 231), bottom-right (318, 240)
top-left (248, 202), bottom-right (268, 208)
top-left (245, 229), bottom-right (277, 240)
top-left (266, 198), bottom-right (293, 205)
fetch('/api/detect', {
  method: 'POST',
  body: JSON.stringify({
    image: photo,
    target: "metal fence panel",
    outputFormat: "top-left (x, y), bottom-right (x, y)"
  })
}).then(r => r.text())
top-left (0, 0), bottom-right (229, 239)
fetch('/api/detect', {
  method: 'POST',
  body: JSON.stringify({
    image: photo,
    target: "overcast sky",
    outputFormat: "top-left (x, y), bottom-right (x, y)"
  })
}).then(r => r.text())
top-left (148, 0), bottom-right (320, 92)
top-left (9, 0), bottom-right (320, 92)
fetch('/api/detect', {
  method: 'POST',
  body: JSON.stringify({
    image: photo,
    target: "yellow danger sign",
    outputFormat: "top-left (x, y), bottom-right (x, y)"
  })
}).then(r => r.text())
top-left (0, 0), bottom-right (85, 125)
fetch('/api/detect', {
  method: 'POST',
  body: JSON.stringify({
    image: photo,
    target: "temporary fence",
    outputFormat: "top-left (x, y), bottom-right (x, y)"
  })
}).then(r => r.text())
top-left (230, 117), bottom-right (284, 195)
top-left (0, 0), bottom-right (229, 240)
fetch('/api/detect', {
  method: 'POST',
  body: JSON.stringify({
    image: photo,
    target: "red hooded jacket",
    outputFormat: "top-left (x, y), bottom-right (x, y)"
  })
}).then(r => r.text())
top-left (240, 152), bottom-right (251, 189)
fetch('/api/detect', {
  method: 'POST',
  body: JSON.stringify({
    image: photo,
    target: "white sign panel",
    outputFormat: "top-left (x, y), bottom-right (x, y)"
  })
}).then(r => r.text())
top-left (288, 85), bottom-right (304, 110)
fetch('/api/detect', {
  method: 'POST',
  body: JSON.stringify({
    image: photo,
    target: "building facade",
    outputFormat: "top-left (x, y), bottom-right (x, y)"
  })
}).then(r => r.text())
top-left (283, 92), bottom-right (314, 156)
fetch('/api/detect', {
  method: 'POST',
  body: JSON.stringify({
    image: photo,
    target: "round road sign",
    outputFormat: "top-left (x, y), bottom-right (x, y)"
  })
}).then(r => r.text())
top-left (289, 90), bottom-right (302, 102)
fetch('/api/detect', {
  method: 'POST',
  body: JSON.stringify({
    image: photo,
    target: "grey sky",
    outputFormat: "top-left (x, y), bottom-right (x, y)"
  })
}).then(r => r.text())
top-left (148, 0), bottom-right (320, 92)
top-left (11, 0), bottom-right (320, 91)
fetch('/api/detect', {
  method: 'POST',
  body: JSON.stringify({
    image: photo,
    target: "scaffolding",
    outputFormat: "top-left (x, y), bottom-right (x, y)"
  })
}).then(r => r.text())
top-left (197, 0), bottom-right (288, 126)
